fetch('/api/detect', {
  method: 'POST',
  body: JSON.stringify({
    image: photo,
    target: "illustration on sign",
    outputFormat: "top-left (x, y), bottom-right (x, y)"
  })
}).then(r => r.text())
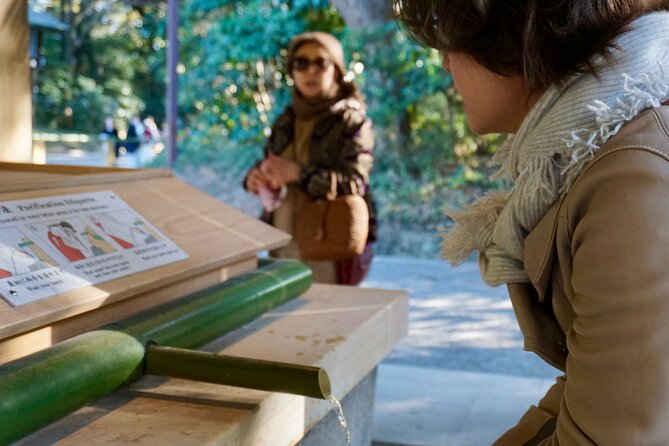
top-left (0, 228), bottom-right (56, 277)
top-left (90, 211), bottom-right (161, 249)
top-left (0, 191), bottom-right (189, 307)
top-left (39, 219), bottom-right (114, 261)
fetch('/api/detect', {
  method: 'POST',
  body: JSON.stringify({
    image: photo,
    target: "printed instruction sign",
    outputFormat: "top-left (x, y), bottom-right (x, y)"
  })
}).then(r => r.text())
top-left (0, 191), bottom-right (189, 307)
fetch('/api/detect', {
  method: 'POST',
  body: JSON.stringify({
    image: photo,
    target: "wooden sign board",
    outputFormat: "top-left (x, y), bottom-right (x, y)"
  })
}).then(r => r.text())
top-left (0, 190), bottom-right (193, 307)
top-left (0, 163), bottom-right (289, 364)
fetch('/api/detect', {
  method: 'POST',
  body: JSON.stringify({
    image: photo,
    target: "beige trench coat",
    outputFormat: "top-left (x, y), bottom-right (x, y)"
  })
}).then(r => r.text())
top-left (495, 106), bottom-right (669, 445)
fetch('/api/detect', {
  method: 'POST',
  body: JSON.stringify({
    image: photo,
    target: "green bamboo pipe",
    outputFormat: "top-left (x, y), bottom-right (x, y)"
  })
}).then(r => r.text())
top-left (0, 258), bottom-right (312, 445)
top-left (0, 330), bottom-right (145, 445)
top-left (145, 344), bottom-right (331, 400)
top-left (111, 257), bottom-right (312, 348)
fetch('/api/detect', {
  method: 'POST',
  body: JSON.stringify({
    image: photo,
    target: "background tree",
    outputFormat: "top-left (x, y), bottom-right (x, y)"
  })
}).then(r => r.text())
top-left (31, 0), bottom-right (165, 133)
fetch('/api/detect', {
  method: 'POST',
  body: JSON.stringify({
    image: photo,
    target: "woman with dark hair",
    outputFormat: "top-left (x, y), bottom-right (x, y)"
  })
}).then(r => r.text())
top-left (396, 0), bottom-right (669, 444)
top-left (244, 31), bottom-right (376, 285)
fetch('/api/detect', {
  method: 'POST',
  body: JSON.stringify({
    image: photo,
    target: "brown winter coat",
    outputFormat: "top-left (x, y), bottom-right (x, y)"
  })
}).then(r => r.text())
top-left (495, 106), bottom-right (669, 445)
top-left (256, 99), bottom-right (377, 242)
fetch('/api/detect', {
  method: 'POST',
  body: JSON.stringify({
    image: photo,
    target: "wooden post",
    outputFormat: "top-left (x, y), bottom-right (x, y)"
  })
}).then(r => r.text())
top-left (0, 0), bottom-right (32, 162)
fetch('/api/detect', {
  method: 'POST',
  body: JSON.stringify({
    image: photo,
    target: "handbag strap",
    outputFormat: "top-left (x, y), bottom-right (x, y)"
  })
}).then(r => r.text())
top-left (349, 178), bottom-right (359, 196)
top-left (326, 171), bottom-right (360, 201)
top-left (326, 171), bottom-right (338, 200)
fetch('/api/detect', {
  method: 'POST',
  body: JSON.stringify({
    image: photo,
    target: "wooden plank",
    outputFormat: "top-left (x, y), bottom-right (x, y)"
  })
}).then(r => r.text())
top-left (0, 173), bottom-right (290, 345)
top-left (0, 161), bottom-right (129, 175)
top-left (0, 164), bottom-right (172, 193)
top-left (17, 285), bottom-right (409, 446)
top-left (0, 257), bottom-right (257, 365)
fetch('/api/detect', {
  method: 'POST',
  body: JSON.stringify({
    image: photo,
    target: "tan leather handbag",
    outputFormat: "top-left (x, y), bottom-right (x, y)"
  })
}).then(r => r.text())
top-left (295, 173), bottom-right (369, 261)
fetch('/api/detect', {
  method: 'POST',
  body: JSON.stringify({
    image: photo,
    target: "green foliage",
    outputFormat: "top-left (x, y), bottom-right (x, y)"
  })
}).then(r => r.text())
top-left (32, 1), bottom-right (166, 133)
top-left (340, 22), bottom-right (505, 228)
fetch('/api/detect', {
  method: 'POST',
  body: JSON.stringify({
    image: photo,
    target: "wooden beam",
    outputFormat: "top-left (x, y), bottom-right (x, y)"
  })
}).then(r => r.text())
top-left (0, 0), bottom-right (32, 162)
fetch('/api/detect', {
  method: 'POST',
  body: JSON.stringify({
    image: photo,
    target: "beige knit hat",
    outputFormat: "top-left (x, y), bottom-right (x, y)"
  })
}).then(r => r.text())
top-left (286, 31), bottom-right (346, 78)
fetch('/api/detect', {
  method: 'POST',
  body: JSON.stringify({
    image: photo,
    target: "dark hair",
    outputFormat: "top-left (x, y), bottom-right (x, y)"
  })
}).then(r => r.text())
top-left (395, 0), bottom-right (669, 90)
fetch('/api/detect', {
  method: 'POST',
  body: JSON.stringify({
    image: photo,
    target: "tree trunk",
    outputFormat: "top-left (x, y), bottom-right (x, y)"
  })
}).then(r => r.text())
top-left (330, 0), bottom-right (393, 28)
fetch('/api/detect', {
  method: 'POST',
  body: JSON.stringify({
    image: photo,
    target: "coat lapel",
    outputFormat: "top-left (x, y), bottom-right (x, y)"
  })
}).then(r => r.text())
top-left (510, 197), bottom-right (568, 370)
top-left (524, 198), bottom-right (563, 302)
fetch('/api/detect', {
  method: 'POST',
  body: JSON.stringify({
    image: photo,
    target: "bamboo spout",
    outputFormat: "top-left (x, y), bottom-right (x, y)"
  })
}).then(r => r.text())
top-left (145, 344), bottom-right (331, 400)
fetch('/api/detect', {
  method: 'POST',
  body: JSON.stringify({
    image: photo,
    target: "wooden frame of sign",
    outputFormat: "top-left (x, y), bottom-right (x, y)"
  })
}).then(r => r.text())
top-left (0, 162), bottom-right (289, 365)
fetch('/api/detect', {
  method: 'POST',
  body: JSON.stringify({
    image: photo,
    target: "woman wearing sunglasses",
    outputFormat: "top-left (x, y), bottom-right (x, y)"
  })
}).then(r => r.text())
top-left (244, 31), bottom-right (375, 285)
top-left (396, 0), bottom-right (669, 444)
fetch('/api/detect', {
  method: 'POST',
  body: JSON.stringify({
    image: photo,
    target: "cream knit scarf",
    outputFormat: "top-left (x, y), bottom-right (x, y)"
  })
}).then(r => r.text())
top-left (441, 12), bottom-right (669, 286)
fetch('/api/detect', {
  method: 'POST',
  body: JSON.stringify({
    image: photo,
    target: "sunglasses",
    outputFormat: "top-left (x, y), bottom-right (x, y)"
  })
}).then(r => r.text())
top-left (292, 56), bottom-right (333, 72)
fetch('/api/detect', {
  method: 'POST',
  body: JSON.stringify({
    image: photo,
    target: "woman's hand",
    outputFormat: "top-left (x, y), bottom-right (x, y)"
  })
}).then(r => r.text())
top-left (260, 153), bottom-right (301, 189)
top-left (245, 167), bottom-right (267, 195)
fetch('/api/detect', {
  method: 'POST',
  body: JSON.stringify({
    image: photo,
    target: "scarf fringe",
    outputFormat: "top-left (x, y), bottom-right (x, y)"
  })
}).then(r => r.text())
top-left (559, 68), bottom-right (669, 193)
top-left (441, 190), bottom-right (508, 265)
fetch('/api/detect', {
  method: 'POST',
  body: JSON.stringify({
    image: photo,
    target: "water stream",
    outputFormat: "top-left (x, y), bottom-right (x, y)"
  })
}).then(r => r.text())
top-left (328, 395), bottom-right (351, 446)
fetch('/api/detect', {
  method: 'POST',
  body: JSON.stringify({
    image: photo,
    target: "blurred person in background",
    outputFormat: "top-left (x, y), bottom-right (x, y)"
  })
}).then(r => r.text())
top-left (243, 31), bottom-right (376, 285)
top-left (124, 115), bottom-right (144, 155)
top-left (99, 116), bottom-right (121, 159)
